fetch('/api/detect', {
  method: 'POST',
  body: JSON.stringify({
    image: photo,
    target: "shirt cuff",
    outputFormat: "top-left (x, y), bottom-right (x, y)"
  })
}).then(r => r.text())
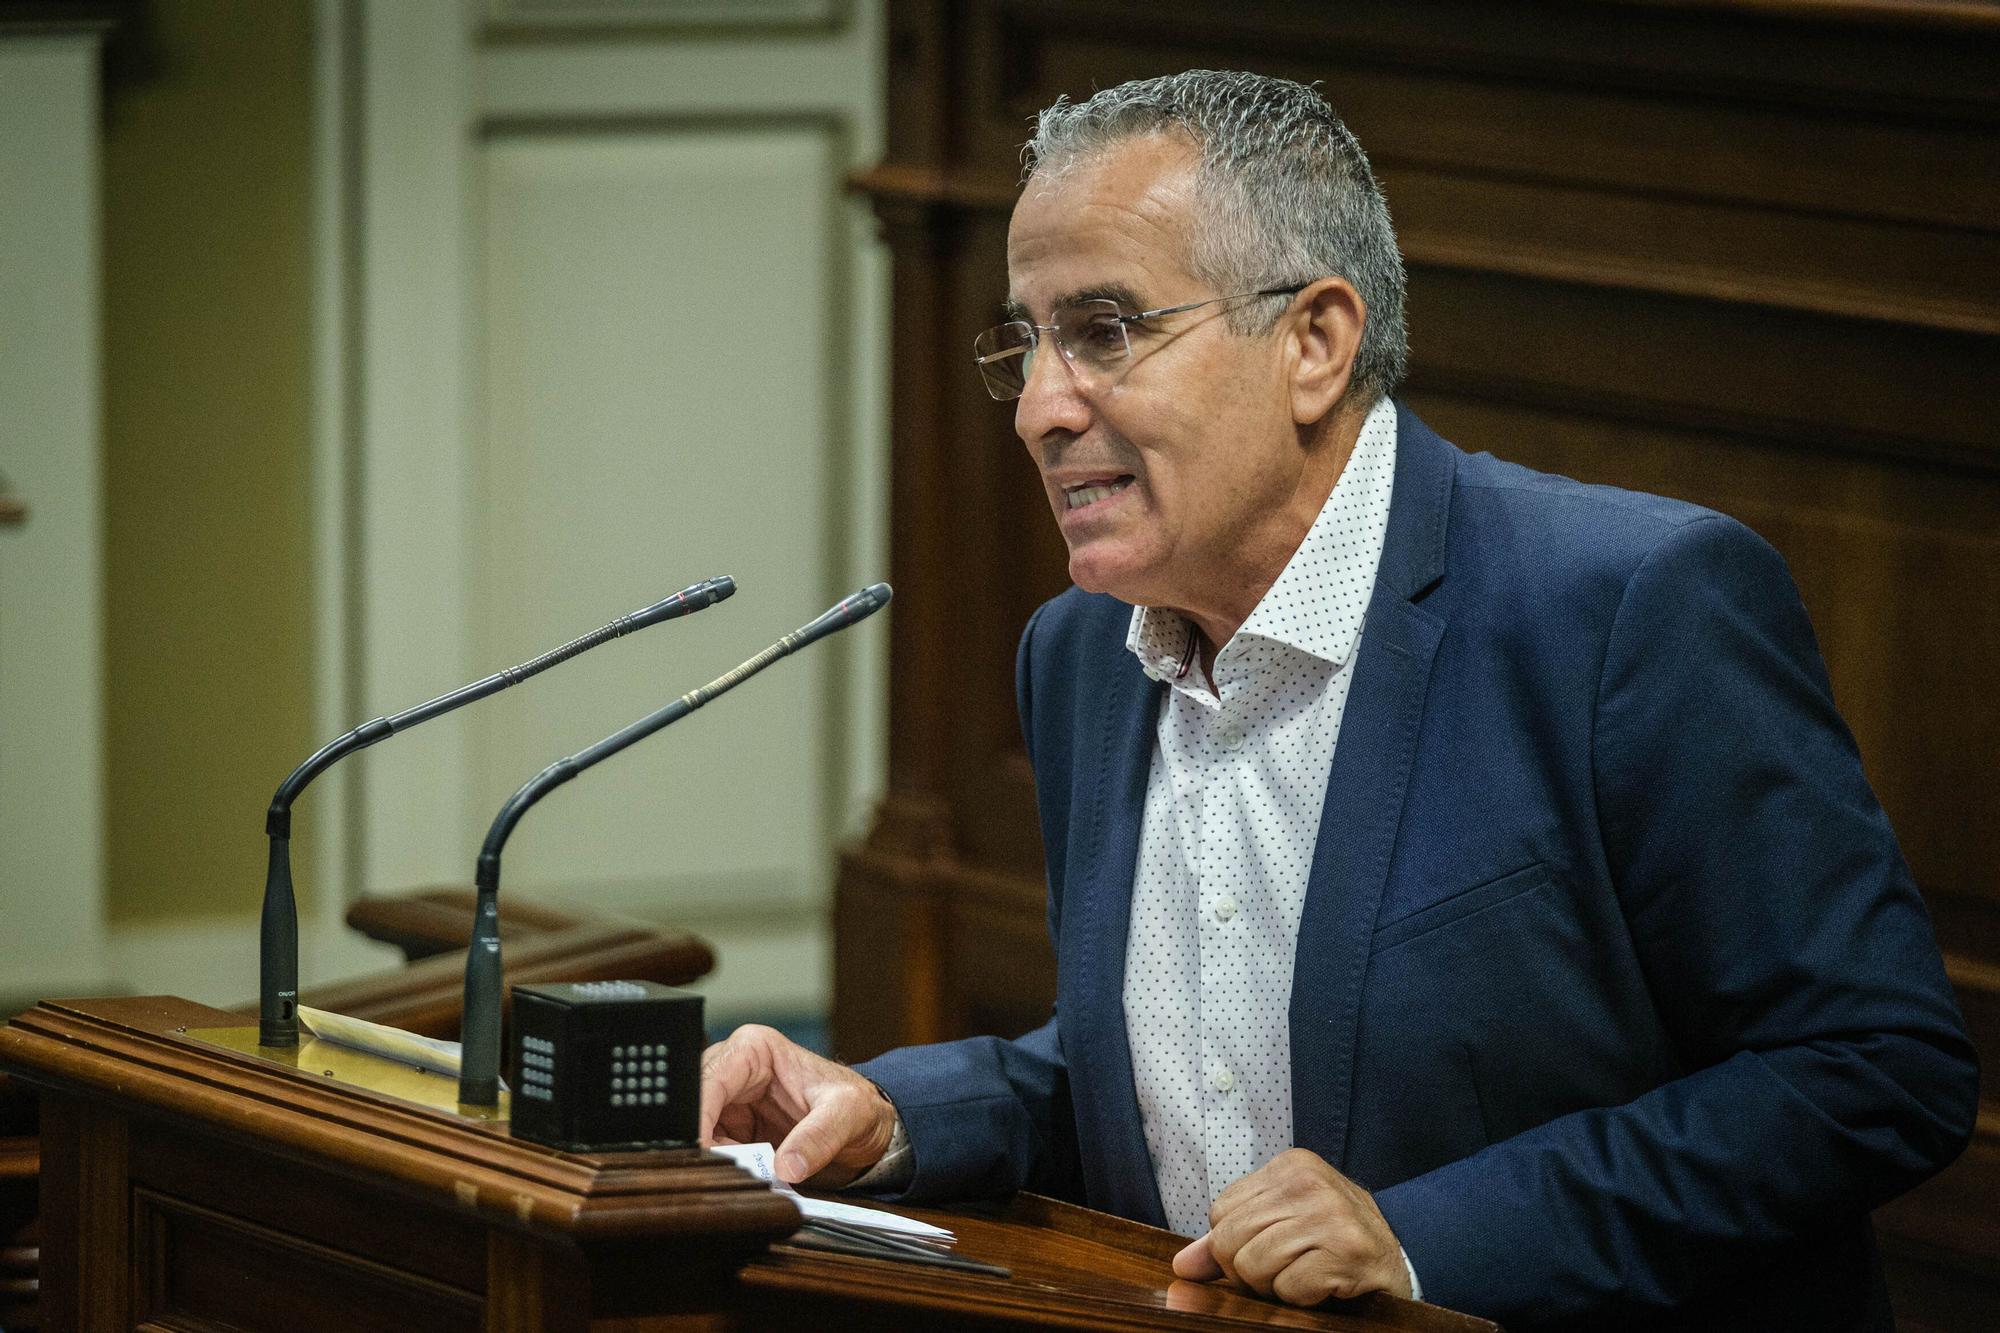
top-left (844, 1112), bottom-right (913, 1191)
top-left (1402, 1245), bottom-right (1423, 1303)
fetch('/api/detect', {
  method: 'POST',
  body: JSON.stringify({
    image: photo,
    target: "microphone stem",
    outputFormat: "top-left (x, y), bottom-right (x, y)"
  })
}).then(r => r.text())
top-left (458, 882), bottom-right (504, 1107)
top-left (454, 585), bottom-right (890, 1107)
top-left (259, 835), bottom-right (298, 1046)
top-left (257, 575), bottom-right (734, 1049)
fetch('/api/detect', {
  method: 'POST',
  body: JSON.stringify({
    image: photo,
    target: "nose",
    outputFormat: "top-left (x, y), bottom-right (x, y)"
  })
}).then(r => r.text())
top-left (1013, 338), bottom-right (1093, 452)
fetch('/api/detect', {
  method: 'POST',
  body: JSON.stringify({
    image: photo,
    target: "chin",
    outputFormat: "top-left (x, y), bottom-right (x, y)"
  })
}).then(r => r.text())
top-left (1066, 546), bottom-right (1146, 606)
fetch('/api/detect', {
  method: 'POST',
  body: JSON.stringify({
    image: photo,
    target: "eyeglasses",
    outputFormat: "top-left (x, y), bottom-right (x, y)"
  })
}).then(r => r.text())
top-left (971, 284), bottom-right (1309, 401)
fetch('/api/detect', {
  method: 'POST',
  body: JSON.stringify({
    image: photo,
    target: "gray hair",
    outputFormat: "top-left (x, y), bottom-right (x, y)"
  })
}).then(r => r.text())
top-left (1024, 70), bottom-right (1408, 406)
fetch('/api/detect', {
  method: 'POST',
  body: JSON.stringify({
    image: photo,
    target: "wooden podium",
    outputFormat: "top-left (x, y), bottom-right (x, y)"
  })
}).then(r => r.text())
top-left (0, 996), bottom-right (1495, 1332)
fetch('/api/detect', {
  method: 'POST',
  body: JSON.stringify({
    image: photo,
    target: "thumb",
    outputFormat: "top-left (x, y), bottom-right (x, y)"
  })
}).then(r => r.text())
top-left (773, 1097), bottom-right (860, 1184)
top-left (1173, 1233), bottom-right (1223, 1281)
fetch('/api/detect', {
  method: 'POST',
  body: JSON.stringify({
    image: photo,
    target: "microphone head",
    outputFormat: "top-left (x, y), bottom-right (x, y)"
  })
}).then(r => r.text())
top-left (631, 575), bottom-right (736, 628)
top-left (848, 582), bottom-right (892, 616)
top-left (793, 582), bottom-right (893, 650)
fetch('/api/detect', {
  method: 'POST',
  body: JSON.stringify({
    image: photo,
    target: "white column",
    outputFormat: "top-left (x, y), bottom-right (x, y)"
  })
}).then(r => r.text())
top-left (0, 31), bottom-right (111, 997)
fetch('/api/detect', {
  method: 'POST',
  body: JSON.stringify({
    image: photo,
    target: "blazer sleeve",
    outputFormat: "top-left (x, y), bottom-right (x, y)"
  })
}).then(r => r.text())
top-left (1373, 515), bottom-right (1978, 1323)
top-left (853, 599), bottom-right (1085, 1204)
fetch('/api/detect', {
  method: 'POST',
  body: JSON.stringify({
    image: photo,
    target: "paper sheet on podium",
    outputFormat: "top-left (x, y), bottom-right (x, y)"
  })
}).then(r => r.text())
top-left (298, 1005), bottom-right (474, 1081)
top-left (714, 1141), bottom-right (954, 1242)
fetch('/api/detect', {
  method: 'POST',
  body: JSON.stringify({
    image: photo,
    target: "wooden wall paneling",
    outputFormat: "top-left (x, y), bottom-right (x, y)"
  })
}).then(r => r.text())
top-left (946, 211), bottom-right (1063, 880)
top-left (35, 1092), bottom-right (130, 1331)
top-left (945, 867), bottom-right (1059, 1042)
top-left (835, 842), bottom-right (952, 1051)
top-left (873, 185), bottom-right (970, 861)
top-left (988, 0), bottom-right (2000, 118)
top-left (1404, 270), bottom-right (1995, 464)
top-left (937, 211), bottom-right (1025, 855)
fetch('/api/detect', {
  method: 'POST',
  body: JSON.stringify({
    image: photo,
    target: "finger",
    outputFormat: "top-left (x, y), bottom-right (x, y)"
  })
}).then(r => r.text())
top-left (1205, 1197), bottom-right (1279, 1286)
top-left (1272, 1250), bottom-right (1353, 1307)
top-left (1172, 1234), bottom-right (1223, 1281)
top-left (715, 1101), bottom-right (756, 1146)
top-left (1230, 1222), bottom-right (1318, 1298)
top-left (697, 1032), bottom-right (771, 1144)
top-left (1209, 1157), bottom-right (1286, 1226)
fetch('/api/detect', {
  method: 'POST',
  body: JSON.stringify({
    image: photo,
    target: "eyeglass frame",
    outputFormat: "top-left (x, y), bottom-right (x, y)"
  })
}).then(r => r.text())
top-left (970, 282), bottom-right (1314, 401)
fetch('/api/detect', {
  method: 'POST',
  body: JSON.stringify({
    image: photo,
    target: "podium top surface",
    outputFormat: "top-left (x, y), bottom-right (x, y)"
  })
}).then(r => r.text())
top-left (0, 994), bottom-right (797, 1245)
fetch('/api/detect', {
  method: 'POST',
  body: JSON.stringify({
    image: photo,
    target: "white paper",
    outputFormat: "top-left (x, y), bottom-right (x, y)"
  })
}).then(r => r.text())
top-left (713, 1142), bottom-right (955, 1241)
top-left (297, 1005), bottom-right (468, 1080)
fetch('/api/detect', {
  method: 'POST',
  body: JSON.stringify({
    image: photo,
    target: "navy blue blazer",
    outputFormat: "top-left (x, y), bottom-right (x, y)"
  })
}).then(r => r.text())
top-left (859, 405), bottom-right (1976, 1330)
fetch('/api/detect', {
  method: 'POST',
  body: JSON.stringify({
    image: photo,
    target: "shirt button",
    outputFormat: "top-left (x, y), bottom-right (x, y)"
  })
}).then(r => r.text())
top-left (1219, 727), bottom-right (1245, 750)
top-left (1211, 1067), bottom-right (1235, 1093)
top-left (1214, 896), bottom-right (1237, 922)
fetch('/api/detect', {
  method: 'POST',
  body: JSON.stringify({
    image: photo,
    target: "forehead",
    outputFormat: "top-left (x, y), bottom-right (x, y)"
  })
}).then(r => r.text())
top-left (1006, 135), bottom-right (1202, 317)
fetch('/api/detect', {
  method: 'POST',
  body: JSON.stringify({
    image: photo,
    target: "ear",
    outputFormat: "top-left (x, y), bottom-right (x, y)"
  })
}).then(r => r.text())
top-left (1285, 277), bottom-right (1366, 427)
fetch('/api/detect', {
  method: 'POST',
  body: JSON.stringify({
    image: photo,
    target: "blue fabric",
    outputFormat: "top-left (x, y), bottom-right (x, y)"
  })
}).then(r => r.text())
top-left (858, 405), bottom-right (1977, 1330)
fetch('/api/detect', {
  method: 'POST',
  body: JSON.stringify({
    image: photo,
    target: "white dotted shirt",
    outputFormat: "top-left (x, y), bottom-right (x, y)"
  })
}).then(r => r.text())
top-left (1121, 395), bottom-right (1398, 1239)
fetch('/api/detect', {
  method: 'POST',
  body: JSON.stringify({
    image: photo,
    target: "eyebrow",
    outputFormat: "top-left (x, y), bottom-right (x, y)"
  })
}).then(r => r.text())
top-left (1000, 283), bottom-right (1147, 324)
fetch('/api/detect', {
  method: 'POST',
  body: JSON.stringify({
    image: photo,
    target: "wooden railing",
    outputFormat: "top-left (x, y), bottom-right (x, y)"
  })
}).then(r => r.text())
top-left (0, 890), bottom-right (713, 1330)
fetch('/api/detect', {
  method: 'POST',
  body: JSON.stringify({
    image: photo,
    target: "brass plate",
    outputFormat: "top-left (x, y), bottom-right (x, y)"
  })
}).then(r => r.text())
top-left (184, 1026), bottom-right (511, 1122)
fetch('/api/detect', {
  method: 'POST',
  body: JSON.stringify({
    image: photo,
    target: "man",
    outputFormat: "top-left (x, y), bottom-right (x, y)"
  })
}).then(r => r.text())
top-left (700, 71), bottom-right (1976, 1329)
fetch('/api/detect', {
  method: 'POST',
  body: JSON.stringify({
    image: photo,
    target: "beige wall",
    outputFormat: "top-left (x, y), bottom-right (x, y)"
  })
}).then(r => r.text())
top-left (1, 0), bottom-right (886, 1015)
top-left (101, 0), bottom-right (317, 924)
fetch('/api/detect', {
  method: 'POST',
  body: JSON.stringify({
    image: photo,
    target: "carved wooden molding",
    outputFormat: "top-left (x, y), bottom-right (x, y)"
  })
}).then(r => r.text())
top-left (0, 996), bottom-right (797, 1247)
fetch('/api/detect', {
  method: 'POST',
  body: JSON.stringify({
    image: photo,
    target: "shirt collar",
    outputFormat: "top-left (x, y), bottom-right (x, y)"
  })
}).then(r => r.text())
top-left (1125, 395), bottom-right (1400, 682)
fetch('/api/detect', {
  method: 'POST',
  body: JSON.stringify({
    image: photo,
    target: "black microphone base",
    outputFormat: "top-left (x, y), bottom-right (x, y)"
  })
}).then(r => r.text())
top-left (507, 981), bottom-right (703, 1152)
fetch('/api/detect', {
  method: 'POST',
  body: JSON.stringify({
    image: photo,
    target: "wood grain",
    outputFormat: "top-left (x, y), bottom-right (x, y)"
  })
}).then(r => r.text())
top-left (741, 1191), bottom-right (1495, 1331)
top-left (5, 996), bottom-right (1474, 1329)
top-left (0, 889), bottom-right (719, 1329)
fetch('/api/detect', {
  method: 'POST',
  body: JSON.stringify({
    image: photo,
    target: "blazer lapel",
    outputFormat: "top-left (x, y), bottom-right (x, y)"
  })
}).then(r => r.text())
top-left (1062, 643), bottom-right (1169, 1227)
top-left (1291, 403), bottom-right (1455, 1174)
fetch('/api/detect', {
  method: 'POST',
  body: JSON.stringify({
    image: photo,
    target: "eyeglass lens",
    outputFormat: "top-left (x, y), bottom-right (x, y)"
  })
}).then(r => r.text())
top-left (972, 299), bottom-right (1131, 401)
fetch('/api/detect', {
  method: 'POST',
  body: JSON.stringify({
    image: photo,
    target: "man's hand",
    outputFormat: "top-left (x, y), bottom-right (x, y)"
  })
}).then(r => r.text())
top-left (1171, 1149), bottom-right (1412, 1306)
top-left (698, 1024), bottom-right (897, 1188)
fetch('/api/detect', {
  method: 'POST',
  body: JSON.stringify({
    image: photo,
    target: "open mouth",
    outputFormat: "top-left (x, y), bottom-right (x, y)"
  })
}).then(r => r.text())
top-left (1063, 476), bottom-right (1135, 511)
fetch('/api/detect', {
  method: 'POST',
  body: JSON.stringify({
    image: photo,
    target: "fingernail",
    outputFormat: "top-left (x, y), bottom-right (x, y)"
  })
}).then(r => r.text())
top-left (778, 1150), bottom-right (807, 1181)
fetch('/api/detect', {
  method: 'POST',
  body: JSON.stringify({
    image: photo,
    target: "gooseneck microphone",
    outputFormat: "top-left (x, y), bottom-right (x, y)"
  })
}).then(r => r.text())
top-left (456, 582), bottom-right (892, 1107)
top-left (258, 575), bottom-right (737, 1048)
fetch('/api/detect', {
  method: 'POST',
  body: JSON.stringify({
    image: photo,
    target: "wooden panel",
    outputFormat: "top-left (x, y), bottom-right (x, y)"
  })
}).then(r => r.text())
top-left (840, 0), bottom-right (2000, 1324)
top-left (946, 874), bottom-right (1057, 1042)
top-left (134, 1188), bottom-right (483, 1333)
top-left (128, 1121), bottom-right (488, 1295)
top-left (35, 1092), bottom-right (130, 1332)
